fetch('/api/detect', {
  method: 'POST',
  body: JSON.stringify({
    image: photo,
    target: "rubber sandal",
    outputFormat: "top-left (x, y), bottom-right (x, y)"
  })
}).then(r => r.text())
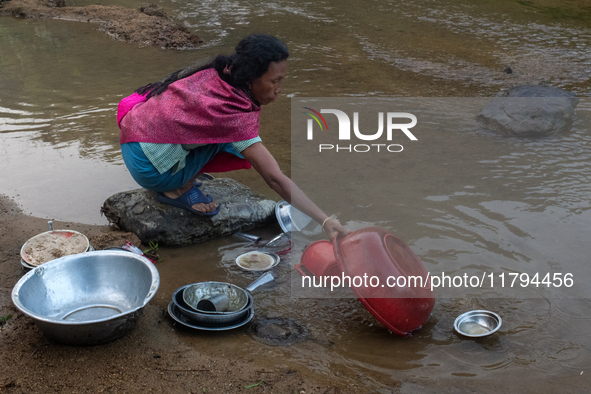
top-left (157, 184), bottom-right (220, 216)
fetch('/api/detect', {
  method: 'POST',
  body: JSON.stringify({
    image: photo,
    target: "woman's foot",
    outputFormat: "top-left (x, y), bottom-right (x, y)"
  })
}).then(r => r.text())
top-left (158, 184), bottom-right (220, 216)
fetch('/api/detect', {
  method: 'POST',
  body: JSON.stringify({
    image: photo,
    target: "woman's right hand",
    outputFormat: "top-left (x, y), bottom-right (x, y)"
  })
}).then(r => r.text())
top-left (242, 143), bottom-right (351, 241)
top-left (323, 217), bottom-right (351, 241)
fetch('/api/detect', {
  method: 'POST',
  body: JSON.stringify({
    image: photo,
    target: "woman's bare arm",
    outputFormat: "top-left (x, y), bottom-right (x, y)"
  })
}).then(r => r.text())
top-left (240, 142), bottom-right (348, 239)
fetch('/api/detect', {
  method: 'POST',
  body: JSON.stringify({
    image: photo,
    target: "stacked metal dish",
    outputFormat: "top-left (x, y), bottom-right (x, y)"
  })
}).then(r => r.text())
top-left (168, 272), bottom-right (273, 331)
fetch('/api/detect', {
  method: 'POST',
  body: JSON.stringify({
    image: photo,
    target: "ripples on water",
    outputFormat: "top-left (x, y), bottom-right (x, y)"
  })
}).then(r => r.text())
top-left (160, 232), bottom-right (591, 390)
top-left (177, 0), bottom-right (591, 95)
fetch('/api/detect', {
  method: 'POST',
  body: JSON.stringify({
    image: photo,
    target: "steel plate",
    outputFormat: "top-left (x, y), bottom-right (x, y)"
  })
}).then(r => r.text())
top-left (168, 302), bottom-right (254, 331)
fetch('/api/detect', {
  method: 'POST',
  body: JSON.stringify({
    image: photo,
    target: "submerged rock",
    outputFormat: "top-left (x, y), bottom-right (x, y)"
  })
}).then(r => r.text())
top-left (477, 85), bottom-right (579, 137)
top-left (249, 317), bottom-right (309, 346)
top-left (101, 178), bottom-right (276, 247)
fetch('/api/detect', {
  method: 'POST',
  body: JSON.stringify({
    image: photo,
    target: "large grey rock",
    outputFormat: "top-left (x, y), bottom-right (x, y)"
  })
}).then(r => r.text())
top-left (477, 85), bottom-right (579, 137)
top-left (101, 178), bottom-right (276, 246)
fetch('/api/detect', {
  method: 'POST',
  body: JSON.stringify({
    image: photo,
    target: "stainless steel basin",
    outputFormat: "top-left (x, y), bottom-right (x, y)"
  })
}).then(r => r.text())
top-left (12, 250), bottom-right (160, 346)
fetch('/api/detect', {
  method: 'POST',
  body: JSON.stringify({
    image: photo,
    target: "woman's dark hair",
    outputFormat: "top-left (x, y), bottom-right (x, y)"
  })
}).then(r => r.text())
top-left (136, 34), bottom-right (289, 98)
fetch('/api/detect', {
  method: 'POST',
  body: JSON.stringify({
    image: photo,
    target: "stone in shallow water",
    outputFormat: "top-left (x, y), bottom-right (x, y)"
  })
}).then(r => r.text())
top-left (249, 317), bottom-right (309, 346)
top-left (101, 178), bottom-right (276, 247)
top-left (256, 323), bottom-right (291, 340)
top-left (476, 85), bottom-right (579, 137)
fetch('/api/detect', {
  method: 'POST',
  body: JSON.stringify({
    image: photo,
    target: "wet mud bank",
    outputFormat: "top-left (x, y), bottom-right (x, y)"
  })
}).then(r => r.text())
top-left (0, 194), bottom-right (349, 393)
top-left (0, 0), bottom-right (203, 48)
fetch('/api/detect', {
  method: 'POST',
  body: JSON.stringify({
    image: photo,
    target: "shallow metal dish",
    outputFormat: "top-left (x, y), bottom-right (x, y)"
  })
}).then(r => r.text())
top-left (20, 230), bottom-right (90, 267)
top-left (21, 245), bottom-right (95, 272)
top-left (168, 302), bottom-right (254, 331)
top-left (235, 251), bottom-right (280, 272)
top-left (172, 285), bottom-right (253, 325)
top-left (12, 250), bottom-right (160, 346)
top-left (275, 200), bottom-right (313, 233)
top-left (454, 310), bottom-right (502, 338)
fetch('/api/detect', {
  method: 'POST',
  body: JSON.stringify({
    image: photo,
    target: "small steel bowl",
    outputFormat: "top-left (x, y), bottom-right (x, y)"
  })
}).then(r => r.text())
top-left (454, 310), bottom-right (502, 338)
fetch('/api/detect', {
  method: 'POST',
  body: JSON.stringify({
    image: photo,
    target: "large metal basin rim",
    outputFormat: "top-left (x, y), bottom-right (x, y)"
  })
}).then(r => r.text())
top-left (11, 250), bottom-right (160, 326)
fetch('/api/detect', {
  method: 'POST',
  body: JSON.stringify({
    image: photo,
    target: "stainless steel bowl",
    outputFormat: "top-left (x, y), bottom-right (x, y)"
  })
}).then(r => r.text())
top-left (172, 284), bottom-right (253, 326)
top-left (183, 282), bottom-right (250, 313)
top-left (12, 250), bottom-right (160, 346)
top-left (454, 310), bottom-right (502, 338)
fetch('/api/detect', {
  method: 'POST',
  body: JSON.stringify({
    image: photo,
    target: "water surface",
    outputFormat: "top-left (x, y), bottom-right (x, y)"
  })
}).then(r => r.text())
top-left (1, 0), bottom-right (590, 391)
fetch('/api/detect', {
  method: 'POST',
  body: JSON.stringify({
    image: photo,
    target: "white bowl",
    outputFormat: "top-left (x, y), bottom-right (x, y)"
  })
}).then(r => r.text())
top-left (235, 251), bottom-right (280, 271)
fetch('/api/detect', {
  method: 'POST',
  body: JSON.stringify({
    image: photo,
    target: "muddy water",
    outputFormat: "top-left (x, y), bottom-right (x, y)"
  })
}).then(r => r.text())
top-left (1, 0), bottom-right (591, 391)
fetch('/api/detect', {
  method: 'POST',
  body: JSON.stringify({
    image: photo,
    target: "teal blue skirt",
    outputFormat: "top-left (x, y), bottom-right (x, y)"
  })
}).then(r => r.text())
top-left (121, 142), bottom-right (238, 192)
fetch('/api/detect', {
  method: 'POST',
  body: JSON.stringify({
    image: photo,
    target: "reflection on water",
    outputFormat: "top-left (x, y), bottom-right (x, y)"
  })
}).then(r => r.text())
top-left (1, 0), bottom-right (591, 390)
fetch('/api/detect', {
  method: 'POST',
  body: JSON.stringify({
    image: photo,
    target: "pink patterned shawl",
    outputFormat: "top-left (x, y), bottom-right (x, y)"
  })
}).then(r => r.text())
top-left (117, 69), bottom-right (261, 173)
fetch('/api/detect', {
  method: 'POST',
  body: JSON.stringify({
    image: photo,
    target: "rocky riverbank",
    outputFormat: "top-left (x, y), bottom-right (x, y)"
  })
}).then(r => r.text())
top-left (0, 0), bottom-right (203, 48)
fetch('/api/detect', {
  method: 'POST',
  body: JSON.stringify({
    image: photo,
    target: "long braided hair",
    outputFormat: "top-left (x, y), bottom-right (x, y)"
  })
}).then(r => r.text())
top-left (136, 34), bottom-right (289, 100)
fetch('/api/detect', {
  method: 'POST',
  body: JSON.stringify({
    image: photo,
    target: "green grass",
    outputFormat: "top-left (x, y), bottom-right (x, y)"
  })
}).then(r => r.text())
top-left (0, 315), bottom-right (12, 324)
top-left (245, 380), bottom-right (264, 389)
